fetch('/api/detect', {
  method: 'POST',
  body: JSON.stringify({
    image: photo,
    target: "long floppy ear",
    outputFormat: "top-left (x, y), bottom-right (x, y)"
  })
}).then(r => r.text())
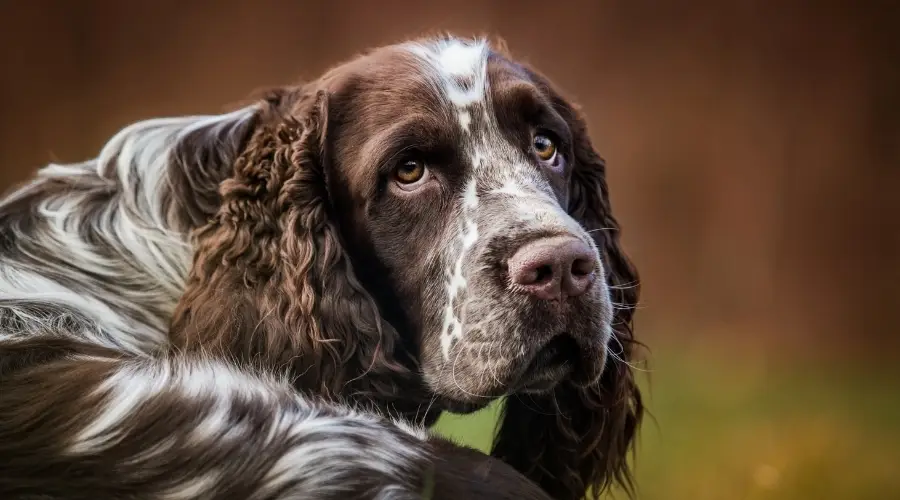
top-left (169, 88), bottom-right (427, 414)
top-left (491, 99), bottom-right (644, 500)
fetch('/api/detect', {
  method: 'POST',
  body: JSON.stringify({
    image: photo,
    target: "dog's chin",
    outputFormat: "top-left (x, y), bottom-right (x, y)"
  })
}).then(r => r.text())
top-left (427, 331), bottom-right (607, 410)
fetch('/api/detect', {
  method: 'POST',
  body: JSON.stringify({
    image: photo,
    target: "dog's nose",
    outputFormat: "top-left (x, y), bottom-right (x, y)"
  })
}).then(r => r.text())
top-left (508, 236), bottom-right (596, 300)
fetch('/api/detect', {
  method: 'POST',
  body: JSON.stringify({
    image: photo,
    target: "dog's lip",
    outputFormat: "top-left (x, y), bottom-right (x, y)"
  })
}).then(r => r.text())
top-left (513, 333), bottom-right (580, 392)
top-left (517, 363), bottom-right (573, 393)
top-left (528, 333), bottom-right (579, 371)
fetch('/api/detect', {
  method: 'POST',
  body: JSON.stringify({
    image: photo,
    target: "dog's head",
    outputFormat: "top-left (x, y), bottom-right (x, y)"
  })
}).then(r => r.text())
top-left (170, 35), bottom-right (643, 500)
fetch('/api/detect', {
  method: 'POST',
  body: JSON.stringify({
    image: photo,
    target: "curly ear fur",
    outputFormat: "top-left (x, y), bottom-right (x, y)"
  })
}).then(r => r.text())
top-left (169, 88), bottom-right (429, 415)
top-left (491, 101), bottom-right (644, 500)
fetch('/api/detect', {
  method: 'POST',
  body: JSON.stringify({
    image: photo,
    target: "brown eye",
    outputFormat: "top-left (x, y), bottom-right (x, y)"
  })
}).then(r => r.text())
top-left (532, 134), bottom-right (557, 162)
top-left (393, 160), bottom-right (427, 185)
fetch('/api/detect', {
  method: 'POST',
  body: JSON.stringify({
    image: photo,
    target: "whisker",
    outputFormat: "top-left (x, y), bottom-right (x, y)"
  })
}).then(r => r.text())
top-left (607, 333), bottom-right (625, 357)
top-left (610, 301), bottom-right (643, 311)
top-left (418, 393), bottom-right (440, 426)
top-left (606, 335), bottom-right (652, 373)
top-left (607, 280), bottom-right (640, 290)
top-left (484, 342), bottom-right (505, 388)
top-left (448, 342), bottom-right (493, 401)
top-left (512, 393), bottom-right (557, 417)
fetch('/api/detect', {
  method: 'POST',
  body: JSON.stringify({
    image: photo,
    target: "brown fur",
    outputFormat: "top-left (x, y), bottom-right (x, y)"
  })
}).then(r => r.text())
top-left (169, 88), bottom-right (434, 419)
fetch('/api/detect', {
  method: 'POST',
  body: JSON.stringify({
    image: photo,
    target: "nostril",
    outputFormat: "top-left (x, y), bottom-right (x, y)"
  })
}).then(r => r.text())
top-left (571, 258), bottom-right (594, 277)
top-left (562, 253), bottom-right (596, 298)
top-left (533, 264), bottom-right (554, 284)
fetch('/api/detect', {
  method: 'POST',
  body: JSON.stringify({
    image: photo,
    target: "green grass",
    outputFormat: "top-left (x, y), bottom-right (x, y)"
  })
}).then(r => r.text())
top-left (432, 347), bottom-right (900, 499)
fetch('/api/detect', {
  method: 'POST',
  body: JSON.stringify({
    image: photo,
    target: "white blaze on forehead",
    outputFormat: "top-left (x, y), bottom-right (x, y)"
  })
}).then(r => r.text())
top-left (433, 41), bottom-right (484, 76)
top-left (405, 37), bottom-right (489, 131)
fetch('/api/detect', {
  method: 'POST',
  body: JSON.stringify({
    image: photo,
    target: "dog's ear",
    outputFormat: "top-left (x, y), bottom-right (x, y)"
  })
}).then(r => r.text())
top-left (169, 86), bottom-right (426, 410)
top-left (164, 106), bottom-right (262, 230)
top-left (491, 84), bottom-right (644, 500)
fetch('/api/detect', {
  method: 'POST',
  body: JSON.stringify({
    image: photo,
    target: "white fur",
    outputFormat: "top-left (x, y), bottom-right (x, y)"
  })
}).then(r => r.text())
top-left (0, 107), bottom-right (257, 355)
top-left (406, 38), bottom-right (489, 133)
top-left (160, 471), bottom-right (221, 500)
top-left (263, 410), bottom-right (424, 494)
top-left (438, 176), bottom-right (483, 357)
top-left (71, 357), bottom-right (291, 453)
top-left (67, 357), bottom-right (428, 497)
top-left (458, 109), bottom-right (472, 132)
top-left (71, 359), bottom-right (173, 453)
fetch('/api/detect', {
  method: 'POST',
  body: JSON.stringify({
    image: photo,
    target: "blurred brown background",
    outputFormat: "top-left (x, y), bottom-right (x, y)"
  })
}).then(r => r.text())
top-left (1, 1), bottom-right (898, 498)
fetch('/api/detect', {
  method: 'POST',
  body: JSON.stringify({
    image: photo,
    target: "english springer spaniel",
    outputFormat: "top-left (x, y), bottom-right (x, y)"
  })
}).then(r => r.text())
top-left (0, 35), bottom-right (643, 500)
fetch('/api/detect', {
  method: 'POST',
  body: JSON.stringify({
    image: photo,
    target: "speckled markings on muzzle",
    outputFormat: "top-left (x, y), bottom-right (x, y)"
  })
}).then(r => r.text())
top-left (404, 39), bottom-right (612, 368)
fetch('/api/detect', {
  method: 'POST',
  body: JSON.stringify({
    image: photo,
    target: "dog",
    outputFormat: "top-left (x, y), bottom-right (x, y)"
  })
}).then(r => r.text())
top-left (0, 35), bottom-right (643, 499)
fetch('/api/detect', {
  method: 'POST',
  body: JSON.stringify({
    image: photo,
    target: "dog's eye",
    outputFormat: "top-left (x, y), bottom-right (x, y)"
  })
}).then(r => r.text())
top-left (393, 160), bottom-right (428, 186)
top-left (532, 134), bottom-right (557, 162)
